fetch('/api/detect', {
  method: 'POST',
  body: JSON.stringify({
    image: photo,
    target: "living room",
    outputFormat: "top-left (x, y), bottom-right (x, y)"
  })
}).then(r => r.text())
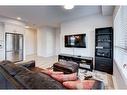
top-left (0, 4), bottom-right (127, 91)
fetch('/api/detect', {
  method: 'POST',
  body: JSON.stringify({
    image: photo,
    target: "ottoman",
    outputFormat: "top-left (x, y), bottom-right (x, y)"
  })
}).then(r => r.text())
top-left (53, 61), bottom-right (78, 74)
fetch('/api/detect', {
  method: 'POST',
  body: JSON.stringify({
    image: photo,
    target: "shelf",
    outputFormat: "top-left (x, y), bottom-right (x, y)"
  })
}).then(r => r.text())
top-left (96, 48), bottom-right (112, 50)
top-left (96, 33), bottom-right (112, 35)
top-left (96, 47), bottom-right (112, 50)
top-left (97, 40), bottom-right (111, 42)
top-left (95, 55), bottom-right (111, 58)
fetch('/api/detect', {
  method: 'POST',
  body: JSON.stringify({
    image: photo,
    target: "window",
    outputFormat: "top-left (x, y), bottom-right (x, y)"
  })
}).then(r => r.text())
top-left (114, 6), bottom-right (127, 79)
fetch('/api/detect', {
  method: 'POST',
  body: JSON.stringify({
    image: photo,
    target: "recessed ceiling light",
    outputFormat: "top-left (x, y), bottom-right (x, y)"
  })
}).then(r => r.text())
top-left (64, 5), bottom-right (74, 10)
top-left (17, 17), bottom-right (21, 20)
top-left (25, 26), bottom-right (30, 29)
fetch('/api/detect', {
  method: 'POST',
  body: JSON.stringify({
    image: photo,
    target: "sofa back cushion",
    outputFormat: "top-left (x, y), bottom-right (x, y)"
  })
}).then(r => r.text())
top-left (18, 60), bottom-right (35, 69)
top-left (0, 61), bottom-right (31, 76)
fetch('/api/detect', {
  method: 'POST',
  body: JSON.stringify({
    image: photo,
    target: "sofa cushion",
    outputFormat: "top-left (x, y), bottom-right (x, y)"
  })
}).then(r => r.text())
top-left (63, 80), bottom-right (104, 89)
top-left (51, 73), bottom-right (77, 82)
top-left (14, 71), bottom-right (65, 89)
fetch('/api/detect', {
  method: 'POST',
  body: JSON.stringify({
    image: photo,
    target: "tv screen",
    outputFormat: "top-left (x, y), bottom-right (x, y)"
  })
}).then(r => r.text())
top-left (65, 34), bottom-right (86, 48)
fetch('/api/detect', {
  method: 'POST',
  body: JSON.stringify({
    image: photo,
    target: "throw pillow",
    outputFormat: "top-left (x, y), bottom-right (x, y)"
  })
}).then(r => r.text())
top-left (51, 73), bottom-right (77, 82)
top-left (63, 80), bottom-right (96, 89)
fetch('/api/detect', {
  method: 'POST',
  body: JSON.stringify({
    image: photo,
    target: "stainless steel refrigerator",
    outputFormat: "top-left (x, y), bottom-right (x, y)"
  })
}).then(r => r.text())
top-left (5, 33), bottom-right (23, 62)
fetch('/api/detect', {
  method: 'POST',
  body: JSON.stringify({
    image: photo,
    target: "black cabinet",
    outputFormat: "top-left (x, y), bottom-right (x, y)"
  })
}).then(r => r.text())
top-left (58, 54), bottom-right (93, 71)
top-left (95, 57), bottom-right (113, 74)
top-left (95, 27), bottom-right (113, 74)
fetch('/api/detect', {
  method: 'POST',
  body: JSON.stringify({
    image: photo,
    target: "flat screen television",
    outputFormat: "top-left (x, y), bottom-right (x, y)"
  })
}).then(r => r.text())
top-left (65, 34), bottom-right (86, 48)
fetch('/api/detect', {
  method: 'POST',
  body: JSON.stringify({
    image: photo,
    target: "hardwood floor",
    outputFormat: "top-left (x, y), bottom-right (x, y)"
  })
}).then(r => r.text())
top-left (24, 54), bottom-right (58, 68)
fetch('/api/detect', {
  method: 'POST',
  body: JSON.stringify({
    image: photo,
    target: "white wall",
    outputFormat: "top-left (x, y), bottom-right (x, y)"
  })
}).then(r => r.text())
top-left (0, 18), bottom-right (26, 61)
top-left (0, 16), bottom-right (38, 61)
top-left (113, 60), bottom-right (127, 89)
top-left (46, 28), bottom-right (56, 56)
top-left (60, 14), bottom-right (113, 57)
top-left (4, 23), bottom-right (25, 34)
top-left (25, 28), bottom-right (37, 56)
top-left (37, 28), bottom-right (47, 57)
top-left (55, 28), bottom-right (60, 55)
top-left (37, 26), bottom-right (56, 57)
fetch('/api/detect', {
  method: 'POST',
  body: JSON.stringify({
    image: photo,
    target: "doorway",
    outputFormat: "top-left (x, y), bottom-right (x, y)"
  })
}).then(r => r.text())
top-left (5, 33), bottom-right (23, 62)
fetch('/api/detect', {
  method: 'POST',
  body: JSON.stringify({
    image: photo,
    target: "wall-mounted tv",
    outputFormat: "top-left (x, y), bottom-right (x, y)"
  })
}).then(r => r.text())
top-left (65, 34), bottom-right (86, 48)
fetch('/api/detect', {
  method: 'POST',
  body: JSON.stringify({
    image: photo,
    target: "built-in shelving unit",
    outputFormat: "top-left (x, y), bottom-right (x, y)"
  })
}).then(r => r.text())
top-left (95, 27), bottom-right (113, 74)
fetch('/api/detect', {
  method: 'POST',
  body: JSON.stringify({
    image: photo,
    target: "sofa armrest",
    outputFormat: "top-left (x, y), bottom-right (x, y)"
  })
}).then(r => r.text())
top-left (18, 60), bottom-right (35, 69)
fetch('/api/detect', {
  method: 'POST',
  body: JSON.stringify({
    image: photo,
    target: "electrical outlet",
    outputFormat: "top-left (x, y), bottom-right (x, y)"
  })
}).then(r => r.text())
top-left (0, 44), bottom-right (2, 49)
top-left (123, 64), bottom-right (127, 69)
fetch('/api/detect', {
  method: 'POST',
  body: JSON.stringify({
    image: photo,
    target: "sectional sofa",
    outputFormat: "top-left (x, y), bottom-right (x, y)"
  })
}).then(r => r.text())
top-left (0, 60), bottom-right (104, 89)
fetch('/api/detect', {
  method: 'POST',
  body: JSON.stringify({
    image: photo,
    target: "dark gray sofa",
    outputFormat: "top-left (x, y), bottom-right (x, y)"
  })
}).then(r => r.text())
top-left (0, 60), bottom-right (104, 89)
top-left (0, 60), bottom-right (65, 89)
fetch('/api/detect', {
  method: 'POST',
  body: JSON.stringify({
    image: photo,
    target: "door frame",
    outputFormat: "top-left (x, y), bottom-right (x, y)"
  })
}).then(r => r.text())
top-left (5, 32), bottom-right (24, 63)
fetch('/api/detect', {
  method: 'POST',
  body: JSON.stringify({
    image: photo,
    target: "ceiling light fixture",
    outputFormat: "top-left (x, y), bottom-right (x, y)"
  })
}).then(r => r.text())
top-left (64, 5), bottom-right (74, 10)
top-left (25, 26), bottom-right (30, 29)
top-left (17, 17), bottom-right (21, 20)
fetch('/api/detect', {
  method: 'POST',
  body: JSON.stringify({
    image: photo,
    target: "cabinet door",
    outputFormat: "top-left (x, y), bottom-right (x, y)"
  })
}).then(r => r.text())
top-left (95, 57), bottom-right (113, 74)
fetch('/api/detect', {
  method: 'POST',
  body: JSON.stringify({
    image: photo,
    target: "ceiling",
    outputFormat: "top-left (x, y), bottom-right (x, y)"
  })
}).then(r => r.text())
top-left (0, 6), bottom-right (114, 28)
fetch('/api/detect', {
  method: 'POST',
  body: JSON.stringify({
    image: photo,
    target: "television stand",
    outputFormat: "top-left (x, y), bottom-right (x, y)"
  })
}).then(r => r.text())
top-left (58, 54), bottom-right (93, 71)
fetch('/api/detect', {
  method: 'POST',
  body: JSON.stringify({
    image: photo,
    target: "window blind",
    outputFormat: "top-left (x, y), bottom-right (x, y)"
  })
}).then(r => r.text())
top-left (114, 6), bottom-right (127, 80)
